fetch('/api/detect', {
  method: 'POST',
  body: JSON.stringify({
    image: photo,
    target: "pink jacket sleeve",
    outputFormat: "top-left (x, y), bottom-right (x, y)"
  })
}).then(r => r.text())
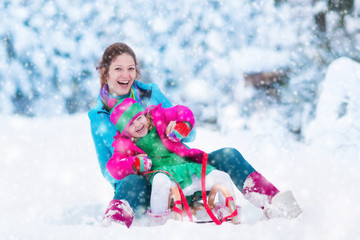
top-left (106, 153), bottom-right (137, 180)
top-left (107, 134), bottom-right (146, 180)
top-left (162, 105), bottom-right (195, 128)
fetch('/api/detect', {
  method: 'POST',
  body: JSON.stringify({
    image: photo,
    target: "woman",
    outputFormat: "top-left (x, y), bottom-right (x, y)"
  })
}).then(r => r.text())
top-left (88, 43), bottom-right (301, 227)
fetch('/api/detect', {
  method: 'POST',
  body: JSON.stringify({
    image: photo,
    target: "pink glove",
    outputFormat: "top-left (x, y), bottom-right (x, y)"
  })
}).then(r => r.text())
top-left (133, 156), bottom-right (152, 173)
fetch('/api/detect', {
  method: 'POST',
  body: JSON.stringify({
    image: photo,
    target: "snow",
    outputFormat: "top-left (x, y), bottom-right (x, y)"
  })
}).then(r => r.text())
top-left (305, 57), bottom-right (360, 145)
top-left (1, 58), bottom-right (360, 239)
top-left (234, 47), bottom-right (290, 73)
top-left (1, 0), bottom-right (360, 237)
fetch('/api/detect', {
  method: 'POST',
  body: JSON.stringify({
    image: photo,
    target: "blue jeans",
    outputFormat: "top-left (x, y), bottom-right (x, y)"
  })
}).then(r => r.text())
top-left (113, 174), bottom-right (151, 216)
top-left (208, 147), bottom-right (255, 191)
top-left (113, 147), bottom-right (255, 214)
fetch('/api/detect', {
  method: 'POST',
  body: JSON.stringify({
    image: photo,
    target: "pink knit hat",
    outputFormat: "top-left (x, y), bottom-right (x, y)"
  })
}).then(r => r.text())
top-left (108, 98), bottom-right (145, 135)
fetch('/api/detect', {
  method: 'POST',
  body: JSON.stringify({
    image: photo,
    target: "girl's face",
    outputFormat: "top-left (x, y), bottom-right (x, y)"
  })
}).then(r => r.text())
top-left (107, 53), bottom-right (136, 96)
top-left (126, 114), bottom-right (149, 138)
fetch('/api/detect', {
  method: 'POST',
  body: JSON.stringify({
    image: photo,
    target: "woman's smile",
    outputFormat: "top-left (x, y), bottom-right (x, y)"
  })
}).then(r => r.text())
top-left (118, 80), bottom-right (130, 86)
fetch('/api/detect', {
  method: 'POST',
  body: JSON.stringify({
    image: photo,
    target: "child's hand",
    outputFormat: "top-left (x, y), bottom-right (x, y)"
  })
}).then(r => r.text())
top-left (133, 156), bottom-right (152, 173)
top-left (167, 121), bottom-right (191, 142)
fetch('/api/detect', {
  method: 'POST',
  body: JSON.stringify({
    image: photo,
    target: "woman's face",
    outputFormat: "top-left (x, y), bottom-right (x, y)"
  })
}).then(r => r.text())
top-left (126, 115), bottom-right (149, 138)
top-left (106, 53), bottom-right (136, 96)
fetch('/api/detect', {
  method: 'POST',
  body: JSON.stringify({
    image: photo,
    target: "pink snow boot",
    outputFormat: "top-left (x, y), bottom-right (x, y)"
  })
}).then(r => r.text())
top-left (102, 199), bottom-right (134, 228)
top-left (243, 172), bottom-right (302, 219)
top-left (243, 171), bottom-right (280, 208)
top-left (146, 209), bottom-right (171, 226)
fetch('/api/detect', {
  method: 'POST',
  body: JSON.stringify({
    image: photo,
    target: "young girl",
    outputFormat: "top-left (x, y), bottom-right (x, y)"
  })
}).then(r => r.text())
top-left (105, 98), bottom-right (240, 225)
top-left (105, 98), bottom-right (302, 227)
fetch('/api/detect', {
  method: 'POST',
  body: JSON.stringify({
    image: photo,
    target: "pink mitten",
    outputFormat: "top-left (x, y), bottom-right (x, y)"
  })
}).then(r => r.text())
top-left (133, 156), bottom-right (152, 173)
top-left (168, 122), bottom-right (191, 142)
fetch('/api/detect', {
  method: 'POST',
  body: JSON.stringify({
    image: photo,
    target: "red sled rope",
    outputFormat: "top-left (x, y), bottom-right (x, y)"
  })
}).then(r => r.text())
top-left (145, 152), bottom-right (237, 224)
top-left (201, 153), bottom-right (238, 224)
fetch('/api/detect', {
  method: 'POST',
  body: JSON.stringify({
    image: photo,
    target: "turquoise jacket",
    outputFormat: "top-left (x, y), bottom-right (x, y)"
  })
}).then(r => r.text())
top-left (88, 81), bottom-right (195, 187)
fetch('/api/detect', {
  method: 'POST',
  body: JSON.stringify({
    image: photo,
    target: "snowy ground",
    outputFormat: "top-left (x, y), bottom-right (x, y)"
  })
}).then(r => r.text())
top-left (0, 111), bottom-right (359, 240)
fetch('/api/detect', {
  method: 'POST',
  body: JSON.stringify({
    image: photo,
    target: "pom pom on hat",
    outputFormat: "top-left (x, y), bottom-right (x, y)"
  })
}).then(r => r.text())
top-left (108, 98), bottom-right (118, 109)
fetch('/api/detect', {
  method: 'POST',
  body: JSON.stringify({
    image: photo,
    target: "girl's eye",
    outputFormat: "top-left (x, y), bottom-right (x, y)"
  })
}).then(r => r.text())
top-left (129, 67), bottom-right (135, 71)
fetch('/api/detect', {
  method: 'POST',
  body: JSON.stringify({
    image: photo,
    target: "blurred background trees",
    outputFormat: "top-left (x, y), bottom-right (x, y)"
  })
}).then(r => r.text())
top-left (1, 0), bottom-right (359, 137)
